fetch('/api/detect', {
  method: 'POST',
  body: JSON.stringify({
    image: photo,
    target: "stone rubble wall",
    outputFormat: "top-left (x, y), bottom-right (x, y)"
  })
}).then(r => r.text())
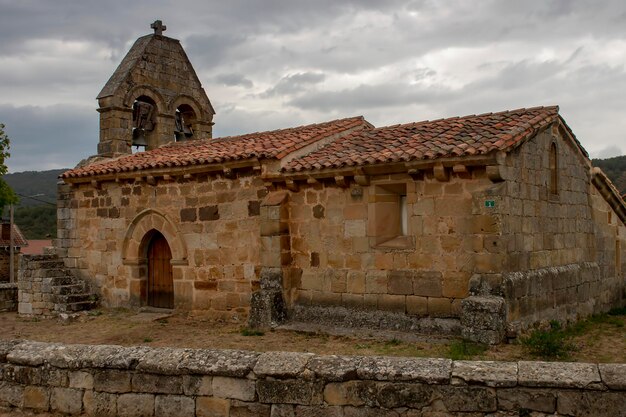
top-left (0, 283), bottom-right (17, 312)
top-left (0, 340), bottom-right (625, 417)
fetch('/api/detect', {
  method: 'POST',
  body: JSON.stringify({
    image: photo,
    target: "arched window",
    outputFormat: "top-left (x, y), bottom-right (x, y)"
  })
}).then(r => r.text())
top-left (549, 142), bottom-right (558, 195)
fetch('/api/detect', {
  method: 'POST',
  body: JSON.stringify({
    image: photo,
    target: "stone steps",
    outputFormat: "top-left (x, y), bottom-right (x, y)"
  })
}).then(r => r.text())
top-left (18, 254), bottom-right (98, 317)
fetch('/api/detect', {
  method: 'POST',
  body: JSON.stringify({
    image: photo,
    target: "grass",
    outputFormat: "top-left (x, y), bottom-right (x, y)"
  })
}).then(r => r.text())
top-left (521, 320), bottom-right (575, 360)
top-left (447, 340), bottom-right (488, 360)
top-left (240, 327), bottom-right (265, 336)
top-left (521, 310), bottom-right (625, 360)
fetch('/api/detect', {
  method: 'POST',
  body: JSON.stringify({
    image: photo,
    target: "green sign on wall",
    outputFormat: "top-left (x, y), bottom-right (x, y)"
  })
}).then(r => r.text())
top-left (485, 200), bottom-right (495, 208)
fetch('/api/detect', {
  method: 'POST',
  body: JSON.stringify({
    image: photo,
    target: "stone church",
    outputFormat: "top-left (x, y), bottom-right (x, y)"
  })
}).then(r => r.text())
top-left (58, 22), bottom-right (626, 343)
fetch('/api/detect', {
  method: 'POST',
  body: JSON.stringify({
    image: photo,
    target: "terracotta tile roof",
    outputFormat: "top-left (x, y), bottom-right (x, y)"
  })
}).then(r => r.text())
top-left (62, 116), bottom-right (368, 179)
top-left (21, 240), bottom-right (52, 255)
top-left (284, 106), bottom-right (562, 172)
top-left (0, 223), bottom-right (28, 248)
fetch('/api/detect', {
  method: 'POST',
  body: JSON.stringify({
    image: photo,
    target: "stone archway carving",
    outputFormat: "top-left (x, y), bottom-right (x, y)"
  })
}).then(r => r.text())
top-left (122, 208), bottom-right (188, 266)
top-left (123, 85), bottom-right (167, 113)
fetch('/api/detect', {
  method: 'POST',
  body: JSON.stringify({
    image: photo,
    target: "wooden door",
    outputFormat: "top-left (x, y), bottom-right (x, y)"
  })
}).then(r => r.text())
top-left (147, 232), bottom-right (173, 309)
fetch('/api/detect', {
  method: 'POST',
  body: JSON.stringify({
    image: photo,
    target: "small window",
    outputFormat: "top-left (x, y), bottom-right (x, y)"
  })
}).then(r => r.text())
top-left (617, 240), bottom-right (622, 276)
top-left (549, 142), bottom-right (558, 195)
top-left (368, 183), bottom-right (413, 249)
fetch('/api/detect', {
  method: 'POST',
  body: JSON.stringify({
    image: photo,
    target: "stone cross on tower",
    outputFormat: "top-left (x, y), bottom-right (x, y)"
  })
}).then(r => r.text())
top-left (150, 20), bottom-right (166, 36)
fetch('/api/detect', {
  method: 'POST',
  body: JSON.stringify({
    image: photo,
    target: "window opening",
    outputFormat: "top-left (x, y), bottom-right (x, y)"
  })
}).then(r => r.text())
top-left (549, 142), bottom-right (558, 195)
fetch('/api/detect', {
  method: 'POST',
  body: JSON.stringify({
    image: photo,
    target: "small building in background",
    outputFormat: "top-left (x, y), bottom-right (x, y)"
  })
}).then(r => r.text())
top-left (21, 240), bottom-right (53, 256)
top-left (0, 221), bottom-right (28, 282)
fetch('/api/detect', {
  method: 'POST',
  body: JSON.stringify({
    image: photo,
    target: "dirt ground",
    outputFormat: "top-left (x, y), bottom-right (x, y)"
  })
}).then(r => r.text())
top-left (0, 308), bottom-right (624, 362)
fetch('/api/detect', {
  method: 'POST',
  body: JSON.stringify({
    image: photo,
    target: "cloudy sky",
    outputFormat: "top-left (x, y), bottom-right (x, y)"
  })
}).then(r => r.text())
top-left (1, 0), bottom-right (625, 172)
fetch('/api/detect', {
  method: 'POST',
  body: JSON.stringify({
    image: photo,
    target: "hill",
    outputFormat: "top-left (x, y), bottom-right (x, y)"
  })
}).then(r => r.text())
top-left (3, 169), bottom-right (66, 207)
top-left (2, 169), bottom-right (67, 239)
top-left (592, 155), bottom-right (626, 196)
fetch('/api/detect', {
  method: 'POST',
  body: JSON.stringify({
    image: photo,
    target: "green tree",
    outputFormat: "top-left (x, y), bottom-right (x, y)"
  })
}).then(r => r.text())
top-left (0, 123), bottom-right (18, 211)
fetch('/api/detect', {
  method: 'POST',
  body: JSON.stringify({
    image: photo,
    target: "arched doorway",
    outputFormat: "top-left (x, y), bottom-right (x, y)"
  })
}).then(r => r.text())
top-left (147, 231), bottom-right (174, 309)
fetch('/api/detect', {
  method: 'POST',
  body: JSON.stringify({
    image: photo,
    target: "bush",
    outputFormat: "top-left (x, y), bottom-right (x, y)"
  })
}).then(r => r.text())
top-left (520, 320), bottom-right (576, 360)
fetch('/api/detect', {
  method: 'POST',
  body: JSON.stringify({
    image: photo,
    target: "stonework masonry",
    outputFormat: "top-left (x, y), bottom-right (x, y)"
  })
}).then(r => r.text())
top-left (55, 26), bottom-right (626, 342)
top-left (58, 172), bottom-right (266, 319)
top-left (0, 340), bottom-right (625, 417)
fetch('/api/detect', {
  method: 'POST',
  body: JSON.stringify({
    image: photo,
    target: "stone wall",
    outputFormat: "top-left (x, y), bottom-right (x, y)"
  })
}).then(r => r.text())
top-left (0, 283), bottom-right (17, 312)
top-left (492, 125), bottom-right (626, 332)
top-left (288, 172), bottom-right (497, 324)
top-left (1, 340), bottom-right (625, 417)
top-left (57, 171), bottom-right (266, 319)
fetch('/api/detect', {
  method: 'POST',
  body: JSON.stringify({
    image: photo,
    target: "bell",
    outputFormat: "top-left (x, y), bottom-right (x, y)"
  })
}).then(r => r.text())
top-left (132, 128), bottom-right (148, 147)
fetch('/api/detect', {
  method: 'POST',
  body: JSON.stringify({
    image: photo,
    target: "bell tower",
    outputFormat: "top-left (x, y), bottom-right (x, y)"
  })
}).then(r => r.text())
top-left (96, 20), bottom-right (215, 156)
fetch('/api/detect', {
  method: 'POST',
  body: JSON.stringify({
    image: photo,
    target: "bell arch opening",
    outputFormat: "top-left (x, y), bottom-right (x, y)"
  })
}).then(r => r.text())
top-left (131, 95), bottom-right (158, 152)
top-left (174, 104), bottom-right (197, 141)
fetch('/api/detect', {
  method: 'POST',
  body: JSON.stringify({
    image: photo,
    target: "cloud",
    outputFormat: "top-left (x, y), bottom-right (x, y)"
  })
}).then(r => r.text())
top-left (261, 72), bottom-right (326, 97)
top-left (591, 145), bottom-right (624, 159)
top-left (0, 104), bottom-right (97, 172)
top-left (213, 73), bottom-right (254, 88)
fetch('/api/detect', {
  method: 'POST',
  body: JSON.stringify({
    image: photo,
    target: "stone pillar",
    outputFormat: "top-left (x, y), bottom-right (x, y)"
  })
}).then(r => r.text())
top-left (248, 191), bottom-right (290, 329)
top-left (460, 295), bottom-right (506, 345)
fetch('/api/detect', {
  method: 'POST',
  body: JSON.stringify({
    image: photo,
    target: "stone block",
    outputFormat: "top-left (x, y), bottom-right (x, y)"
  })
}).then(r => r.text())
top-left (406, 296), bottom-right (428, 316)
top-left (0, 381), bottom-right (23, 407)
top-left (212, 376), bottom-right (256, 401)
top-left (199, 205), bottom-right (220, 221)
top-left (254, 351), bottom-right (313, 378)
top-left (343, 406), bottom-right (399, 417)
top-left (557, 391), bottom-right (626, 417)
top-left (599, 363), bottom-right (626, 390)
top-left (365, 271), bottom-right (387, 294)
top-left (183, 375), bottom-right (212, 396)
top-left (117, 393), bottom-right (154, 417)
top-left (132, 373), bottom-right (183, 394)
top-left (69, 370), bottom-right (93, 389)
top-left (452, 360), bottom-right (517, 387)
top-left (346, 272), bottom-right (365, 294)
top-left (155, 394), bottom-right (195, 417)
top-left (460, 296), bottom-right (506, 345)
top-left (196, 396), bottom-right (230, 417)
top-left (412, 271), bottom-right (443, 297)
top-left (323, 381), bottom-right (377, 407)
top-left (377, 294), bottom-right (406, 313)
top-left (437, 385), bottom-right (497, 412)
top-left (229, 400), bottom-right (271, 417)
top-left (179, 208), bottom-right (197, 222)
top-left (270, 404), bottom-right (294, 417)
top-left (294, 405), bottom-right (343, 417)
top-left (376, 382), bottom-right (432, 408)
top-left (518, 361), bottom-right (602, 389)
top-left (357, 356), bottom-right (451, 384)
top-left (83, 390), bottom-right (117, 417)
top-left (50, 387), bottom-right (83, 415)
top-left (427, 297), bottom-right (452, 317)
top-left (257, 379), bottom-right (322, 405)
top-left (94, 369), bottom-right (132, 393)
top-left (497, 388), bottom-right (556, 413)
top-left (23, 386), bottom-right (49, 411)
top-left (387, 270), bottom-right (414, 295)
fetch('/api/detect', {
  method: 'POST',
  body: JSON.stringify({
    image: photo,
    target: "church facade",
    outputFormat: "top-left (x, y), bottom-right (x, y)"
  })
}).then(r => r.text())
top-left (58, 24), bottom-right (626, 343)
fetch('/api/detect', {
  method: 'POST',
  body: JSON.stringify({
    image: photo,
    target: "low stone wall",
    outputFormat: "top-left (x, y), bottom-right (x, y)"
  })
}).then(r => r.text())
top-left (1, 340), bottom-right (625, 416)
top-left (0, 283), bottom-right (17, 312)
top-left (503, 262), bottom-right (624, 333)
